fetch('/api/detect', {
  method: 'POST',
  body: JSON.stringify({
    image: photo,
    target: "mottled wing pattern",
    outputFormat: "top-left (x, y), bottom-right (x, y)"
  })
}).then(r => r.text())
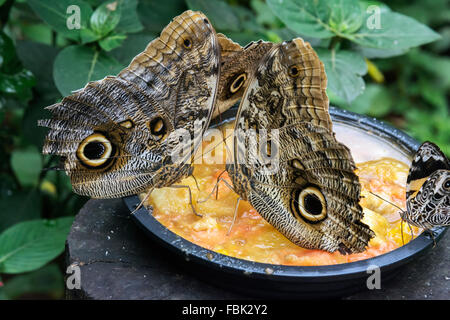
top-left (39, 10), bottom-right (220, 198)
top-left (248, 124), bottom-right (374, 253)
top-left (234, 38), bottom-right (331, 134)
top-left (228, 38), bottom-right (374, 254)
top-left (404, 142), bottom-right (450, 229)
top-left (214, 34), bottom-right (274, 118)
top-left (406, 141), bottom-right (450, 198)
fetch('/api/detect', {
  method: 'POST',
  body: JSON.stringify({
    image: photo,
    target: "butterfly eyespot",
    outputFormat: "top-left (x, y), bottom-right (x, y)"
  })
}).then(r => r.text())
top-left (289, 65), bottom-right (300, 77)
top-left (230, 73), bottom-right (247, 93)
top-left (444, 178), bottom-right (450, 191)
top-left (183, 38), bottom-right (193, 49)
top-left (76, 133), bottom-right (115, 168)
top-left (148, 117), bottom-right (167, 140)
top-left (292, 186), bottom-right (327, 223)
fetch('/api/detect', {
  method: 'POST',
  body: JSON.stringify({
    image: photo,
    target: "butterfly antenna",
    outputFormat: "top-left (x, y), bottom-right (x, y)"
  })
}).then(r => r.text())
top-left (368, 191), bottom-right (405, 213)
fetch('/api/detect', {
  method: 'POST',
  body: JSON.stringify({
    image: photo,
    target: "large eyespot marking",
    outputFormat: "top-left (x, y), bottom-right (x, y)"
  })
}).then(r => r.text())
top-left (292, 186), bottom-right (327, 223)
top-left (148, 117), bottom-right (167, 140)
top-left (77, 133), bottom-right (115, 168)
top-left (230, 73), bottom-right (247, 93)
top-left (288, 65), bottom-right (300, 78)
top-left (183, 38), bottom-right (193, 49)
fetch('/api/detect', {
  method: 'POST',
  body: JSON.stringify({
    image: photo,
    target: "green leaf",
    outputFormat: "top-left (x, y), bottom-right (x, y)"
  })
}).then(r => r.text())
top-left (357, 46), bottom-right (408, 59)
top-left (109, 33), bottom-right (155, 65)
top-left (137, 0), bottom-right (186, 33)
top-left (2, 264), bottom-right (64, 299)
top-left (115, 0), bottom-right (143, 34)
top-left (0, 217), bottom-right (74, 274)
top-left (347, 84), bottom-right (391, 117)
top-left (349, 11), bottom-right (441, 50)
top-left (27, 0), bottom-right (93, 41)
top-left (250, 0), bottom-right (282, 28)
top-left (187, 0), bottom-right (241, 32)
top-left (53, 45), bottom-right (123, 96)
top-left (267, 0), bottom-right (334, 39)
top-left (80, 28), bottom-right (102, 44)
top-left (99, 33), bottom-right (127, 51)
top-left (15, 41), bottom-right (60, 100)
top-left (90, 0), bottom-right (121, 36)
top-left (10, 146), bottom-right (42, 188)
top-left (0, 189), bottom-right (41, 234)
top-left (0, 69), bottom-right (36, 101)
top-left (17, 23), bottom-right (53, 46)
top-left (317, 49), bottom-right (367, 104)
top-left (0, 31), bottom-right (18, 72)
top-left (328, 0), bottom-right (363, 34)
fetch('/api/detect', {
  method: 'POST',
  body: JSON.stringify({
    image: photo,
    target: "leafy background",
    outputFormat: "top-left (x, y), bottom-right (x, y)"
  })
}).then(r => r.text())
top-left (0, 0), bottom-right (448, 299)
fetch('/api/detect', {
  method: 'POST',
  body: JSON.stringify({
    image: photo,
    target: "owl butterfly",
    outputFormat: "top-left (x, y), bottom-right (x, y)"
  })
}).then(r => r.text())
top-left (403, 141), bottom-right (450, 230)
top-left (225, 38), bottom-right (375, 254)
top-left (38, 11), bottom-right (269, 202)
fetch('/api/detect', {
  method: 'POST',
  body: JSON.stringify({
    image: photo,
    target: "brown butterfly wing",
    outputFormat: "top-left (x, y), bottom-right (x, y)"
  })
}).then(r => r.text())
top-left (214, 34), bottom-right (274, 118)
top-left (39, 11), bottom-right (220, 198)
top-left (228, 38), bottom-right (374, 253)
top-left (233, 38), bottom-right (331, 134)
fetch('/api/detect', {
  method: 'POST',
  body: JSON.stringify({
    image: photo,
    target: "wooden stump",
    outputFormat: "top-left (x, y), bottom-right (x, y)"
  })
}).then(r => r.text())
top-left (66, 199), bottom-right (449, 300)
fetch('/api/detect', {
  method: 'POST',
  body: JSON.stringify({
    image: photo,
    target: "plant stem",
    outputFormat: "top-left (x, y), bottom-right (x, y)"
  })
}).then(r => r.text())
top-left (328, 36), bottom-right (341, 50)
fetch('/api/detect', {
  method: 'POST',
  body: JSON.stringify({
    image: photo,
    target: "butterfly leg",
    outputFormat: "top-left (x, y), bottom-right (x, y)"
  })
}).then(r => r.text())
top-left (227, 197), bottom-right (242, 236)
top-left (401, 219), bottom-right (405, 246)
top-left (170, 184), bottom-right (201, 217)
top-left (214, 170), bottom-right (227, 200)
top-left (190, 174), bottom-right (201, 191)
top-left (427, 229), bottom-right (437, 247)
top-left (197, 172), bottom-right (231, 204)
top-left (407, 222), bottom-right (415, 242)
top-left (131, 187), bottom-right (155, 215)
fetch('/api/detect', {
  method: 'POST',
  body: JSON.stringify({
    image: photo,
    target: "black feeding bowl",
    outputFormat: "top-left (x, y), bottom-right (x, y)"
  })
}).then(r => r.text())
top-left (123, 106), bottom-right (447, 298)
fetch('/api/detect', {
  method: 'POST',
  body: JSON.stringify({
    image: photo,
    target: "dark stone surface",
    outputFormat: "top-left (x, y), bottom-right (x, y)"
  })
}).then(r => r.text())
top-left (66, 199), bottom-right (449, 300)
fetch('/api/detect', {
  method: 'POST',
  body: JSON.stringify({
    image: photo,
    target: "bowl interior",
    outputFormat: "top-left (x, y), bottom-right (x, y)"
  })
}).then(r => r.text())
top-left (124, 106), bottom-right (447, 289)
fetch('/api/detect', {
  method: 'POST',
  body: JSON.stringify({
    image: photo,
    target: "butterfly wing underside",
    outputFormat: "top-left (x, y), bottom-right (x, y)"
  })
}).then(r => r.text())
top-left (39, 11), bottom-right (220, 198)
top-left (214, 34), bottom-right (274, 118)
top-left (228, 38), bottom-right (374, 253)
top-left (405, 142), bottom-right (450, 229)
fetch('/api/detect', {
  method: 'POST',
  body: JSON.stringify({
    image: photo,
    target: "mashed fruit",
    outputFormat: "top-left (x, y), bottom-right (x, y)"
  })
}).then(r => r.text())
top-left (142, 123), bottom-right (421, 266)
